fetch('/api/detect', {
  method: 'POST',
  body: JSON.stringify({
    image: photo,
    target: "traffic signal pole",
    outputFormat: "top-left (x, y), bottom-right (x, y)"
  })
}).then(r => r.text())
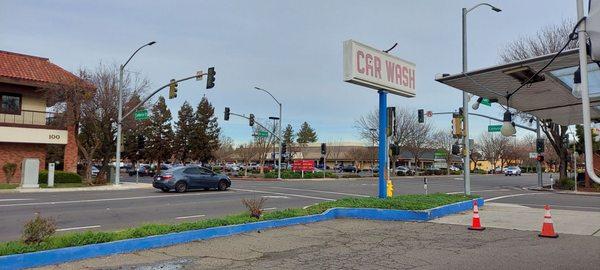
top-left (536, 118), bottom-right (543, 188)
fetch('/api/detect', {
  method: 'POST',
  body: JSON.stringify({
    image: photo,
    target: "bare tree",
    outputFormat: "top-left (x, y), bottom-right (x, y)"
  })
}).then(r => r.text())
top-left (51, 63), bottom-right (148, 183)
top-left (470, 142), bottom-right (483, 172)
top-left (500, 19), bottom-right (576, 179)
top-left (354, 107), bottom-right (430, 171)
top-left (252, 122), bottom-right (278, 174)
top-left (236, 143), bottom-right (257, 177)
top-left (213, 135), bottom-right (235, 163)
top-left (479, 132), bottom-right (509, 173)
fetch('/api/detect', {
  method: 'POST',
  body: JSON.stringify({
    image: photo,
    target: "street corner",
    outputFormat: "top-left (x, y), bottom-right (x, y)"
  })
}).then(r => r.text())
top-left (32, 219), bottom-right (600, 270)
top-left (431, 202), bottom-right (600, 237)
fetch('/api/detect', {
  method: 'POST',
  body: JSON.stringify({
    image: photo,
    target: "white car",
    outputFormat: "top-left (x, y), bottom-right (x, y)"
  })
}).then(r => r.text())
top-left (504, 166), bottom-right (522, 176)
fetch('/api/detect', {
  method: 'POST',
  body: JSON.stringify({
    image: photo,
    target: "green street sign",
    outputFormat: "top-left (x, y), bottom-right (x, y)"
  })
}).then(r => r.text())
top-left (488, 125), bottom-right (502, 132)
top-left (481, 98), bottom-right (492, 106)
top-left (257, 130), bottom-right (269, 138)
top-left (134, 109), bottom-right (149, 121)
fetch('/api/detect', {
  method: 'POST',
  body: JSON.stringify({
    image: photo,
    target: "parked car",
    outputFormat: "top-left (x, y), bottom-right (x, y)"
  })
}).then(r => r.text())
top-left (315, 164), bottom-right (331, 170)
top-left (448, 165), bottom-right (461, 172)
top-left (505, 166), bottom-right (522, 176)
top-left (129, 164), bottom-right (154, 177)
top-left (396, 166), bottom-right (415, 176)
top-left (91, 166), bottom-right (99, 177)
top-left (341, 165), bottom-right (358, 173)
top-left (153, 165), bottom-right (231, 193)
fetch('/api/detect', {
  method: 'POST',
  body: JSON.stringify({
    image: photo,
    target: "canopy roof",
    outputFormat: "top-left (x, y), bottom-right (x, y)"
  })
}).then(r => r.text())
top-left (435, 49), bottom-right (600, 125)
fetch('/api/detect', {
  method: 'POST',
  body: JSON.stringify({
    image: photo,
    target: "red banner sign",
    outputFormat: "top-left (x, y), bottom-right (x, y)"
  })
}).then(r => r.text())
top-left (292, 159), bottom-right (314, 172)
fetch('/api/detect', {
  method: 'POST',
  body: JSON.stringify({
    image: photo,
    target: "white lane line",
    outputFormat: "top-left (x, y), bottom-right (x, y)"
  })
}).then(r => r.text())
top-left (56, 225), bottom-right (101, 232)
top-left (262, 195), bottom-right (290, 199)
top-left (261, 207), bottom-right (277, 211)
top-left (175, 214), bottom-right (206, 220)
top-left (484, 192), bottom-right (548, 202)
top-left (231, 188), bottom-right (335, 201)
top-left (0, 190), bottom-right (244, 208)
top-left (446, 189), bottom-right (510, 194)
top-left (266, 187), bottom-right (370, 197)
top-left (0, 198), bottom-right (34, 202)
top-left (517, 203), bottom-right (600, 211)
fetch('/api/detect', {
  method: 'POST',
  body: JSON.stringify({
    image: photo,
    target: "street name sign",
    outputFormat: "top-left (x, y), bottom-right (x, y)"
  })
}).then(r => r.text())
top-left (134, 109), bottom-right (149, 121)
top-left (257, 130), bottom-right (269, 138)
top-left (481, 98), bottom-right (491, 106)
top-left (488, 125), bottom-right (502, 132)
top-left (343, 40), bottom-right (416, 97)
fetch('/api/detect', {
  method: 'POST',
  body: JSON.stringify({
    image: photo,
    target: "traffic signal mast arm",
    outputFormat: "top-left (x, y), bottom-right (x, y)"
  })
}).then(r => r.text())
top-left (122, 73), bottom-right (206, 122)
top-left (228, 111), bottom-right (283, 141)
top-left (430, 111), bottom-right (537, 132)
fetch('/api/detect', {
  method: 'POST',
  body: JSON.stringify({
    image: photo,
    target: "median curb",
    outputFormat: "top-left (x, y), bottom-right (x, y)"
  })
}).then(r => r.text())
top-left (0, 198), bottom-right (483, 270)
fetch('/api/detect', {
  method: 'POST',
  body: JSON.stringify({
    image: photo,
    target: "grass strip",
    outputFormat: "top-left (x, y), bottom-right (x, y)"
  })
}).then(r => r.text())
top-left (0, 183), bottom-right (18, 189)
top-left (0, 193), bottom-right (476, 256)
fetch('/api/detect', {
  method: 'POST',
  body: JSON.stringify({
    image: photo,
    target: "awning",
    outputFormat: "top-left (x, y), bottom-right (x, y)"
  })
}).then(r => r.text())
top-left (435, 49), bottom-right (600, 125)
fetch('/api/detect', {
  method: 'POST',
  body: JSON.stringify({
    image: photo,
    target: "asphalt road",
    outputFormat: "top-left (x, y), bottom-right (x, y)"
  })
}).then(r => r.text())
top-left (1, 173), bottom-right (599, 242)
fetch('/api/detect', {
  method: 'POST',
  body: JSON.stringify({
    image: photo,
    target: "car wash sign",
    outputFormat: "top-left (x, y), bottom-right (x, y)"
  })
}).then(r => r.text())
top-left (343, 40), bottom-right (416, 97)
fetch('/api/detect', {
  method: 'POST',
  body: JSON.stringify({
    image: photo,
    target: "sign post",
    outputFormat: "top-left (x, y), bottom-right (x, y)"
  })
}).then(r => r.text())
top-left (343, 39), bottom-right (416, 199)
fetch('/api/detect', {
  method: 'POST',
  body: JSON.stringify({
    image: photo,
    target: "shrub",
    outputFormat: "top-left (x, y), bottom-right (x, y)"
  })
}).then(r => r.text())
top-left (2, 163), bottom-right (17, 183)
top-left (557, 178), bottom-right (575, 190)
top-left (242, 197), bottom-right (266, 218)
top-left (38, 170), bottom-right (82, 184)
top-left (341, 173), bottom-right (361, 178)
top-left (264, 170), bottom-right (337, 179)
top-left (22, 214), bottom-right (56, 244)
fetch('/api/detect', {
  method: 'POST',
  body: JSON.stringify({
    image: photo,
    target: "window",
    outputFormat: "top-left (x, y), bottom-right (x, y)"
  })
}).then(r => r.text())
top-left (183, 167), bottom-right (201, 175)
top-left (0, 93), bottom-right (21, 114)
top-left (199, 168), bottom-right (213, 175)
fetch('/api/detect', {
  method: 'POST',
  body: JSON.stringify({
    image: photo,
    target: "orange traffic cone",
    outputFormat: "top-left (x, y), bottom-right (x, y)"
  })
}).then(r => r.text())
top-left (468, 200), bottom-right (485, 231)
top-left (539, 204), bottom-right (558, 238)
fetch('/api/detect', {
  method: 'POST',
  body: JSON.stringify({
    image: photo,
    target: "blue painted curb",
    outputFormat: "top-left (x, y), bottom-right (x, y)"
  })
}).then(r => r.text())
top-left (0, 198), bottom-right (483, 270)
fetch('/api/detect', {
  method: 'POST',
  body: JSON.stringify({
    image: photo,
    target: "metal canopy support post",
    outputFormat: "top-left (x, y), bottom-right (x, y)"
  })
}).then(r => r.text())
top-left (462, 7), bottom-right (471, 195)
top-left (378, 90), bottom-right (388, 198)
top-left (536, 118), bottom-right (543, 188)
top-left (578, 0), bottom-right (600, 184)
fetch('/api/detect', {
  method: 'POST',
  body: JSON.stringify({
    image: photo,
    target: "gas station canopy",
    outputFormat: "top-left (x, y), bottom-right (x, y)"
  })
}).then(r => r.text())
top-left (436, 49), bottom-right (600, 125)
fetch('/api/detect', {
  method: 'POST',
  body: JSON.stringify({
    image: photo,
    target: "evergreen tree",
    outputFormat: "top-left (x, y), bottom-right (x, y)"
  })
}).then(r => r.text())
top-left (296, 122), bottom-right (317, 144)
top-left (173, 101), bottom-right (195, 164)
top-left (190, 97), bottom-right (221, 163)
top-left (146, 96), bottom-right (174, 170)
top-left (283, 124), bottom-right (295, 146)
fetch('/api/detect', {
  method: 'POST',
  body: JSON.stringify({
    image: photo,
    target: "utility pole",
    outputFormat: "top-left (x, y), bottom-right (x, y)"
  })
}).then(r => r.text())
top-left (461, 3), bottom-right (501, 195)
top-left (115, 41), bottom-right (156, 186)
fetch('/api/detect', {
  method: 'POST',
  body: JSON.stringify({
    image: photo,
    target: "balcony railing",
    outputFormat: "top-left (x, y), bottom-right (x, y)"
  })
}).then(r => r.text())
top-left (0, 110), bottom-right (63, 128)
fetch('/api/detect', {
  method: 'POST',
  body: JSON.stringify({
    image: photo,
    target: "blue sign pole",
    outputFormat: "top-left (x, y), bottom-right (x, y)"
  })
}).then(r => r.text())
top-left (378, 90), bottom-right (387, 198)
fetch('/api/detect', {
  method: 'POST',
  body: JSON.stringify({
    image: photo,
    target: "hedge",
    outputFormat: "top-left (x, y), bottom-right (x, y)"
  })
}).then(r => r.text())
top-left (38, 170), bottom-right (82, 184)
top-left (264, 170), bottom-right (337, 179)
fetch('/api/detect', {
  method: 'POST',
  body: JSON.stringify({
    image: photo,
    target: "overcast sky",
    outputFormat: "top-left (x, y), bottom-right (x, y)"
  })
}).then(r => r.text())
top-left (0, 0), bottom-right (578, 145)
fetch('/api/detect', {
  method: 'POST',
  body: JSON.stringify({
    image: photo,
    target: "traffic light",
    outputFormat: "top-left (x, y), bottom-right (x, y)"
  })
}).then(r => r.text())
top-left (536, 138), bottom-right (545, 153)
top-left (249, 114), bottom-right (255, 126)
top-left (281, 143), bottom-right (287, 154)
top-left (206, 67), bottom-right (216, 89)
top-left (451, 143), bottom-right (460, 155)
top-left (458, 107), bottom-right (464, 116)
top-left (321, 143), bottom-right (327, 155)
top-left (418, 109), bottom-right (424, 123)
top-left (452, 113), bottom-right (463, 138)
top-left (168, 79), bottom-right (178, 99)
top-left (387, 107), bottom-right (396, 137)
top-left (137, 135), bottom-right (145, 150)
top-left (390, 144), bottom-right (400, 156)
top-left (224, 107), bottom-right (230, 121)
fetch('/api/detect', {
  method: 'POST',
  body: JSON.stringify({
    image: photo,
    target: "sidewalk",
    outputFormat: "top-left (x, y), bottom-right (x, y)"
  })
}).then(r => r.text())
top-left (432, 202), bottom-right (600, 236)
top-left (34, 219), bottom-right (600, 270)
top-left (2, 182), bottom-right (152, 193)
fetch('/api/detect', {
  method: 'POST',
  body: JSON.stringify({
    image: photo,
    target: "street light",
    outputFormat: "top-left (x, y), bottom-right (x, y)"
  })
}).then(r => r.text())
top-left (115, 41), bottom-right (156, 186)
top-left (254, 87), bottom-right (282, 180)
top-left (462, 3), bottom-right (501, 195)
